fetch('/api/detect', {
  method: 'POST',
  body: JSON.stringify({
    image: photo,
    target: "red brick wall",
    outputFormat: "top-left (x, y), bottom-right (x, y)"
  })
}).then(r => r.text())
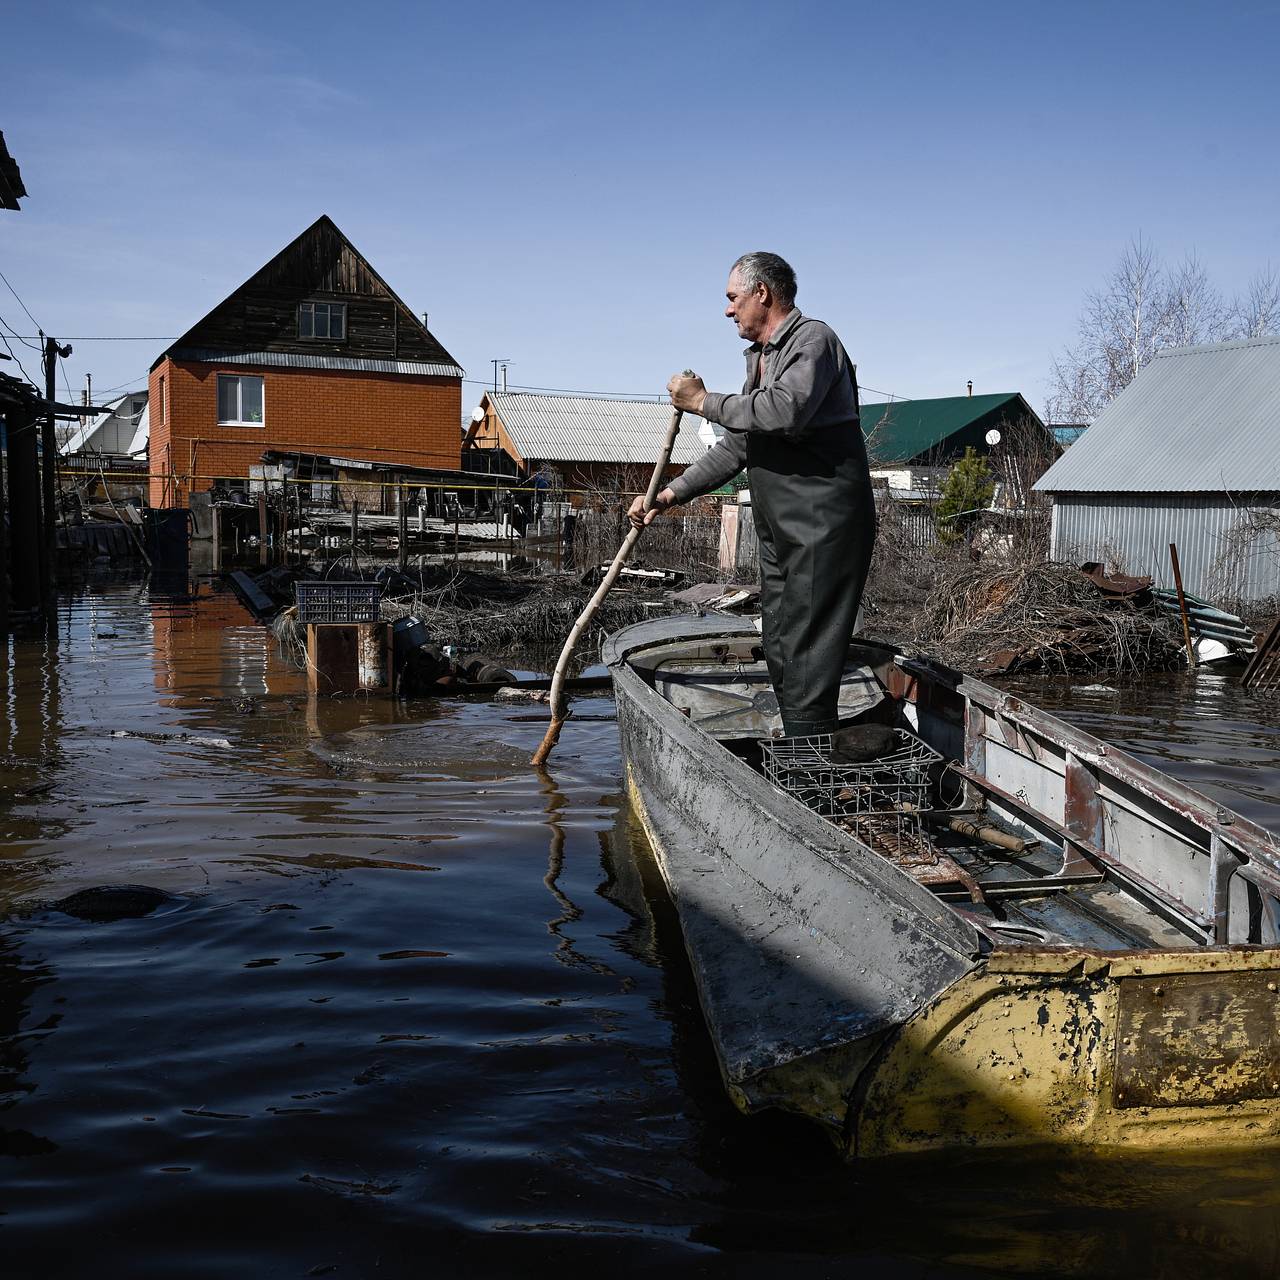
top-left (148, 357), bottom-right (462, 507)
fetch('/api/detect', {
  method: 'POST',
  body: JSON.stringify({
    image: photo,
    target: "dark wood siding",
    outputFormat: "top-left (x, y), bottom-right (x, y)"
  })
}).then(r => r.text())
top-left (162, 215), bottom-right (460, 368)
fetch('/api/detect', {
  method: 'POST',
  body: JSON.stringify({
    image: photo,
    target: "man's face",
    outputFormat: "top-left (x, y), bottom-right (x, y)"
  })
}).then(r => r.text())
top-left (725, 269), bottom-right (769, 342)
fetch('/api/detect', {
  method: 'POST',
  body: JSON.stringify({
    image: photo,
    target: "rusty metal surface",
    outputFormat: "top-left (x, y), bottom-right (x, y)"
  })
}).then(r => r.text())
top-left (1114, 970), bottom-right (1280, 1109)
top-left (1242, 615), bottom-right (1280, 694)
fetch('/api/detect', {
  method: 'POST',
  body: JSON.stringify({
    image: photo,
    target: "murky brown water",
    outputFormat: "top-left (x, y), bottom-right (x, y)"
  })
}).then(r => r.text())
top-left (4, 580), bottom-right (1280, 1278)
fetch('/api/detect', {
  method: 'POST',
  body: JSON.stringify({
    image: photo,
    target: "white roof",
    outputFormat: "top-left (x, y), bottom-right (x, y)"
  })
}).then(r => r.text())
top-left (483, 392), bottom-right (712, 466)
top-left (59, 392), bottom-right (147, 454)
top-left (1036, 335), bottom-right (1280, 494)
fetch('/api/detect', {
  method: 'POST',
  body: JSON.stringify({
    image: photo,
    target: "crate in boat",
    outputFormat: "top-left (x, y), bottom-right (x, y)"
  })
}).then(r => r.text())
top-left (760, 729), bottom-right (942, 821)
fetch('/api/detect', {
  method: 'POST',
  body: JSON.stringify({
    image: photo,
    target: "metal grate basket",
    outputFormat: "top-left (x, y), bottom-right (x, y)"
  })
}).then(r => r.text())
top-left (760, 729), bottom-right (942, 822)
top-left (295, 580), bottom-right (381, 625)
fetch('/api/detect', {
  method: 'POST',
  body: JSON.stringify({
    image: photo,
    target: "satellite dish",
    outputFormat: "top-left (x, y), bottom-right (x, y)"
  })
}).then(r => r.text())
top-left (985, 428), bottom-right (1002, 446)
top-left (470, 406), bottom-right (485, 424)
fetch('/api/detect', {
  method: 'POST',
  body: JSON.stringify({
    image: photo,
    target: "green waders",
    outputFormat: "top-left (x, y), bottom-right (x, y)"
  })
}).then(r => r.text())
top-left (749, 433), bottom-right (876, 739)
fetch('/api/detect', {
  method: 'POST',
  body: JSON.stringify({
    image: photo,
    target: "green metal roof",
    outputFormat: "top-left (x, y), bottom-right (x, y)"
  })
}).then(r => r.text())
top-left (861, 392), bottom-right (1042, 465)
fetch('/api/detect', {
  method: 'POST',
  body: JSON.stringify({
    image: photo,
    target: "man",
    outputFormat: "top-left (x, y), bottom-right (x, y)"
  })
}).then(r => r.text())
top-left (629, 251), bottom-right (876, 738)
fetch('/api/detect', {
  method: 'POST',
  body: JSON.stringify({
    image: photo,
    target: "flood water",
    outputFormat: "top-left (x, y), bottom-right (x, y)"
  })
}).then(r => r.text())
top-left (4, 580), bottom-right (1280, 1278)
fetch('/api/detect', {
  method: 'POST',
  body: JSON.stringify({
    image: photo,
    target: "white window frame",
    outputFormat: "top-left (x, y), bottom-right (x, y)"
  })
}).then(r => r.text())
top-left (217, 373), bottom-right (265, 427)
top-left (298, 301), bottom-right (347, 341)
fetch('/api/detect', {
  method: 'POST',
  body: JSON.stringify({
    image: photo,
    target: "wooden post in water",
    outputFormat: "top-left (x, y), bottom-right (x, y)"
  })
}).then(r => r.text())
top-left (41, 336), bottom-right (58, 606)
top-left (1169, 542), bottom-right (1197, 670)
top-left (257, 494), bottom-right (269, 567)
top-left (0, 412), bottom-right (10, 631)
top-left (397, 482), bottom-right (408, 571)
top-left (8, 409), bottom-right (44, 610)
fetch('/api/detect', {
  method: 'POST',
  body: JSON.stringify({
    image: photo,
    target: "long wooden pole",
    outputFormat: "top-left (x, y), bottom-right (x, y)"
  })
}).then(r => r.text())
top-left (532, 402), bottom-right (685, 766)
top-left (1169, 542), bottom-right (1197, 670)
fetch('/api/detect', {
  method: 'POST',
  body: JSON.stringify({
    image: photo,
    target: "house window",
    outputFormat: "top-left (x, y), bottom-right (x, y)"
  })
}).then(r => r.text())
top-left (298, 301), bottom-right (346, 340)
top-left (217, 374), bottom-right (265, 425)
top-left (157, 375), bottom-right (165, 424)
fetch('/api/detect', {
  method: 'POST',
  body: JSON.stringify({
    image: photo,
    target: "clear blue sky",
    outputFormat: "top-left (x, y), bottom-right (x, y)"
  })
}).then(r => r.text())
top-left (3, 0), bottom-right (1278, 413)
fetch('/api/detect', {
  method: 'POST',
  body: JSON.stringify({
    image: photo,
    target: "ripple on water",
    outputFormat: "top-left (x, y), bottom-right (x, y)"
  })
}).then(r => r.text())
top-left (5, 585), bottom-right (1280, 1277)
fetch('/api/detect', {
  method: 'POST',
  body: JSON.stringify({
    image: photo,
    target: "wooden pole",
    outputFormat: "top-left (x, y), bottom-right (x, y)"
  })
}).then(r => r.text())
top-left (350, 499), bottom-right (359, 573)
top-left (257, 493), bottom-right (269, 567)
top-left (0, 412), bottom-right (10, 632)
top-left (1169, 542), bottom-right (1197, 670)
top-left (8, 409), bottom-right (44, 609)
top-left (41, 337), bottom-right (58, 605)
top-left (532, 402), bottom-right (685, 767)
top-left (397, 482), bottom-right (408, 571)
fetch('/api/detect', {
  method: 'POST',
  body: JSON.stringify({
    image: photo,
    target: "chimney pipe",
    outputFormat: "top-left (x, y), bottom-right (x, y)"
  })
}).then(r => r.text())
top-left (967, 380), bottom-right (973, 397)
top-left (422, 312), bottom-right (429, 329)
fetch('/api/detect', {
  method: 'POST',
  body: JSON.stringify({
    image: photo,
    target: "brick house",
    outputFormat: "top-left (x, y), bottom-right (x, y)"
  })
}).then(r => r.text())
top-left (148, 215), bottom-right (463, 508)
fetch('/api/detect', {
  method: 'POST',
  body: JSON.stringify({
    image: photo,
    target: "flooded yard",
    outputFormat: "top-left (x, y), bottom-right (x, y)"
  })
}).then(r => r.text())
top-left (4, 580), bottom-right (1280, 1278)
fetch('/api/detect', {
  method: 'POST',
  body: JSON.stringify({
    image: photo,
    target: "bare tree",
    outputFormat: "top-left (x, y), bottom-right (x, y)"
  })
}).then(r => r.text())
top-left (1162, 252), bottom-right (1230, 349)
top-left (1049, 240), bottom-right (1279, 426)
top-left (1048, 236), bottom-right (1172, 425)
top-left (1229, 264), bottom-right (1280, 340)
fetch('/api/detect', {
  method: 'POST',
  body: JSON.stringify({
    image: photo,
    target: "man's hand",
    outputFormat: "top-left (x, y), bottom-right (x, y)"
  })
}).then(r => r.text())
top-left (628, 487), bottom-right (677, 530)
top-left (668, 371), bottom-right (707, 415)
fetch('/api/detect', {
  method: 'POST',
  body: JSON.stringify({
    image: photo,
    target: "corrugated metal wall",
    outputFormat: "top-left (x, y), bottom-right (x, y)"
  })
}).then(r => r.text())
top-left (1051, 494), bottom-right (1280, 600)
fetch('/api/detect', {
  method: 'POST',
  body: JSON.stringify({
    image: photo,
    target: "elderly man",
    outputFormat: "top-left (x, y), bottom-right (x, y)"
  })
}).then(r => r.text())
top-left (630, 251), bottom-right (876, 738)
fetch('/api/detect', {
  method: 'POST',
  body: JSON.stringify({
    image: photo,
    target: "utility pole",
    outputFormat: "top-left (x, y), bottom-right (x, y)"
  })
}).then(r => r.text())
top-left (41, 332), bottom-right (59, 596)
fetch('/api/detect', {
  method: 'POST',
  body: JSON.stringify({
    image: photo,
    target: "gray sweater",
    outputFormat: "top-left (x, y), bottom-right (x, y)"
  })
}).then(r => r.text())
top-left (666, 308), bottom-right (860, 503)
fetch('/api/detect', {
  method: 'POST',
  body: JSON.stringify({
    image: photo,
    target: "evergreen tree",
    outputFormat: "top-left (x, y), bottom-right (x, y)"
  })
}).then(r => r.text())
top-left (936, 447), bottom-right (995, 545)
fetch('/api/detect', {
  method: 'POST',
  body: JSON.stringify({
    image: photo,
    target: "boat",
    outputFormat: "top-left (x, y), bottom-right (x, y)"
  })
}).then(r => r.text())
top-left (604, 613), bottom-right (1280, 1158)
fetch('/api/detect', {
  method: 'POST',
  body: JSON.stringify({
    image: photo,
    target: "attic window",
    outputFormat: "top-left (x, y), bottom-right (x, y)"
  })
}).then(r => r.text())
top-left (299, 301), bottom-right (346, 341)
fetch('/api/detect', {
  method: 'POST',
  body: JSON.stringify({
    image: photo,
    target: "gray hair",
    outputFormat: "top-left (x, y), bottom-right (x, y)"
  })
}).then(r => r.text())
top-left (732, 251), bottom-right (797, 306)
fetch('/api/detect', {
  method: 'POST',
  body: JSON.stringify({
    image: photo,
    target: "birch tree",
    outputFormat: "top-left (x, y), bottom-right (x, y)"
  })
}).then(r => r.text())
top-left (1048, 242), bottom-right (1279, 425)
top-left (1230, 265), bottom-right (1280, 339)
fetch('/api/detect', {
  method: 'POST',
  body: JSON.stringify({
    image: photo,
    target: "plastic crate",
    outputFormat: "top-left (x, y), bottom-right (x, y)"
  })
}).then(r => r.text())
top-left (295, 580), bottom-right (381, 625)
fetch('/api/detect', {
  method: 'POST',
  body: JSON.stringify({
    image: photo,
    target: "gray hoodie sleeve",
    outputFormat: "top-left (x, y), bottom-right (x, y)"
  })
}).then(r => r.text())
top-left (700, 322), bottom-right (841, 438)
top-left (665, 430), bottom-right (747, 503)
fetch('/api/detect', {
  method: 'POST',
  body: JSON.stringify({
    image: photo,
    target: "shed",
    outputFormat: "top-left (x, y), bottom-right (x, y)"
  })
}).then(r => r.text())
top-left (1034, 335), bottom-right (1280, 601)
top-left (464, 391), bottom-right (717, 494)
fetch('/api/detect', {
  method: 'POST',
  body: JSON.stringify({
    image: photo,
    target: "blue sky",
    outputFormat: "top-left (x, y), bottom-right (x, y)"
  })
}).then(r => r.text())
top-left (3, 0), bottom-right (1278, 413)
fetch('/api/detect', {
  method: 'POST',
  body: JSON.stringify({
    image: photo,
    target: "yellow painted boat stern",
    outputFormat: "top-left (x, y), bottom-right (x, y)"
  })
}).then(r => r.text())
top-left (855, 947), bottom-right (1280, 1157)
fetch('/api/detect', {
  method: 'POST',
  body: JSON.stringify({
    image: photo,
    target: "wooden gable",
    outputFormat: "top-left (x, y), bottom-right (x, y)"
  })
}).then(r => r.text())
top-left (158, 215), bottom-right (461, 369)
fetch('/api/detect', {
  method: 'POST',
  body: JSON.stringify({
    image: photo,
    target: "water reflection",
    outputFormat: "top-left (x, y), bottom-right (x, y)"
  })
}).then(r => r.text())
top-left (3, 582), bottom-right (1280, 1276)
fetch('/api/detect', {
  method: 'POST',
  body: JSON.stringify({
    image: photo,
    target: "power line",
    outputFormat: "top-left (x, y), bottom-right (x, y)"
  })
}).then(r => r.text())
top-left (0, 327), bottom-right (36, 381)
top-left (0, 269), bottom-right (42, 333)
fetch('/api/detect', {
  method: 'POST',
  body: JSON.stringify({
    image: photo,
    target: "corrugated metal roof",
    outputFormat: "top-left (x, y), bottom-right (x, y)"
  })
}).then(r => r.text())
top-left (127, 401), bottom-right (149, 455)
top-left (484, 392), bottom-right (713, 466)
top-left (169, 348), bottom-right (464, 378)
top-left (60, 392), bottom-right (149, 455)
top-left (1036, 335), bottom-right (1280, 493)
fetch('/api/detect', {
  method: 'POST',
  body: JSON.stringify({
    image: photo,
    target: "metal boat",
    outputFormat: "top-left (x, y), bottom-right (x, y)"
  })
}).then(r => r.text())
top-left (604, 613), bottom-right (1280, 1157)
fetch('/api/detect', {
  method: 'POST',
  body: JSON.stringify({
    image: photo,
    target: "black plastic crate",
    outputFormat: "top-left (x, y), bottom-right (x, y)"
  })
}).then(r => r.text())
top-left (295, 580), bottom-right (381, 625)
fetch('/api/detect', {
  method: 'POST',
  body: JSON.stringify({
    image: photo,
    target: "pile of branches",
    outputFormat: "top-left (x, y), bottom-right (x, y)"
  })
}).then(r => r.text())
top-left (380, 568), bottom-right (656, 653)
top-left (272, 564), bottom-right (659, 663)
top-left (908, 559), bottom-right (1185, 676)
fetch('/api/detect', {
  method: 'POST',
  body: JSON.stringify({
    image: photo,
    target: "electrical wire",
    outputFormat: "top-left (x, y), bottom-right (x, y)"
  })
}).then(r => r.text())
top-left (5, 333), bottom-right (914, 401)
top-left (0, 269), bottom-right (42, 333)
top-left (0, 330), bottom-right (38, 385)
